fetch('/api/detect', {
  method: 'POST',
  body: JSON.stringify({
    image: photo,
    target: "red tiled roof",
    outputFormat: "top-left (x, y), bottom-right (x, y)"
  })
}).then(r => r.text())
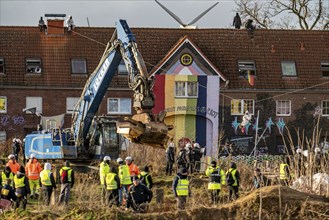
top-left (0, 26), bottom-right (328, 90)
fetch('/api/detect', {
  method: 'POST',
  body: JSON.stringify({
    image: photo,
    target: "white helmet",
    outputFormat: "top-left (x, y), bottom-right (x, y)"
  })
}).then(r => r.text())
top-left (186, 143), bottom-right (192, 148)
top-left (169, 142), bottom-right (174, 148)
top-left (194, 143), bottom-right (200, 148)
top-left (117, 158), bottom-right (123, 163)
top-left (125, 156), bottom-right (132, 161)
top-left (103, 156), bottom-right (111, 161)
top-left (315, 147), bottom-right (321, 153)
top-left (8, 154), bottom-right (15, 160)
top-left (30, 153), bottom-right (36, 159)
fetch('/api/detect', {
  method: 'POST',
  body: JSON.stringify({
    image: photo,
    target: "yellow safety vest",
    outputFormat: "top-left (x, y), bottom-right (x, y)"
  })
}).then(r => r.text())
top-left (99, 162), bottom-right (110, 185)
top-left (1, 188), bottom-right (10, 196)
top-left (60, 167), bottom-right (73, 183)
top-left (206, 167), bottom-right (223, 190)
top-left (280, 163), bottom-right (288, 180)
top-left (40, 170), bottom-right (52, 186)
top-left (106, 173), bottom-right (118, 190)
top-left (14, 176), bottom-right (25, 188)
top-left (140, 171), bottom-right (150, 187)
top-left (119, 165), bottom-right (132, 185)
top-left (1, 172), bottom-right (14, 186)
top-left (176, 177), bottom-right (189, 196)
top-left (226, 168), bottom-right (238, 186)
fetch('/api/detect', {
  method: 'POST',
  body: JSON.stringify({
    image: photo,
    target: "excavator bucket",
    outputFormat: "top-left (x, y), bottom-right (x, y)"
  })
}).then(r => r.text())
top-left (116, 113), bottom-right (172, 148)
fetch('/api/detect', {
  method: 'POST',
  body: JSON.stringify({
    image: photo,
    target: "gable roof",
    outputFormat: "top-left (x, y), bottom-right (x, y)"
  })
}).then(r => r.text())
top-left (150, 35), bottom-right (226, 81)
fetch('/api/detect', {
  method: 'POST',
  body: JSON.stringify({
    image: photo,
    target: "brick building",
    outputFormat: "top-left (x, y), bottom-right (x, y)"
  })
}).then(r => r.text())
top-left (0, 19), bottom-right (329, 155)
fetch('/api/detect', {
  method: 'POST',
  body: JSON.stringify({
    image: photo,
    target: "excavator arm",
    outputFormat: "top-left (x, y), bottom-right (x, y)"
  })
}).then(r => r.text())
top-left (72, 20), bottom-right (170, 154)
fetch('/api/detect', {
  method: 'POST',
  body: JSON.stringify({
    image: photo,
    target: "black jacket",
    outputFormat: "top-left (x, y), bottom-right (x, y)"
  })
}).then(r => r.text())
top-left (127, 183), bottom-right (153, 207)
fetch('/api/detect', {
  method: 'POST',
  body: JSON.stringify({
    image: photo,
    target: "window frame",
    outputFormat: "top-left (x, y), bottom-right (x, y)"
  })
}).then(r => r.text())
top-left (107, 98), bottom-right (132, 115)
top-left (71, 58), bottom-right (87, 74)
top-left (117, 60), bottom-right (128, 75)
top-left (26, 58), bottom-right (42, 74)
top-left (66, 97), bottom-right (80, 114)
top-left (321, 100), bottom-right (329, 116)
top-left (321, 62), bottom-right (329, 77)
top-left (230, 99), bottom-right (255, 115)
top-left (0, 58), bottom-right (4, 74)
top-left (0, 96), bottom-right (7, 113)
top-left (238, 60), bottom-right (256, 77)
top-left (25, 97), bottom-right (42, 114)
top-left (175, 81), bottom-right (198, 98)
top-left (281, 61), bottom-right (297, 77)
top-left (276, 100), bottom-right (291, 116)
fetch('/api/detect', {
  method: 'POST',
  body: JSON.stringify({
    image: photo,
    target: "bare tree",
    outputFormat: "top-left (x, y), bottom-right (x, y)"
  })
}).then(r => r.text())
top-left (235, 0), bottom-right (329, 30)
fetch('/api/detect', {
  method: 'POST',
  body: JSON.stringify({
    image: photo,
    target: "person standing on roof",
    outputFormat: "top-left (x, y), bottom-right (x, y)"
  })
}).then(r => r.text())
top-left (6, 154), bottom-right (20, 175)
top-left (117, 157), bottom-right (132, 206)
top-left (100, 156), bottom-right (111, 204)
top-left (25, 153), bottom-right (42, 199)
top-left (233, 13), bottom-right (242, 29)
top-left (58, 161), bottom-right (74, 206)
top-left (1, 166), bottom-right (14, 188)
top-left (126, 156), bottom-right (140, 180)
top-left (172, 168), bottom-right (190, 210)
top-left (39, 163), bottom-right (56, 206)
top-left (38, 17), bottom-right (47, 32)
top-left (104, 166), bottom-right (120, 207)
top-left (13, 166), bottom-right (30, 210)
top-left (165, 141), bottom-right (175, 176)
top-left (205, 161), bottom-right (226, 205)
top-left (66, 15), bottom-right (75, 32)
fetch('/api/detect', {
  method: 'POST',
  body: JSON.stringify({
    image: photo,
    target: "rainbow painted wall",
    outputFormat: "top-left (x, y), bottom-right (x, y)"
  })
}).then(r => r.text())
top-left (153, 74), bottom-right (219, 157)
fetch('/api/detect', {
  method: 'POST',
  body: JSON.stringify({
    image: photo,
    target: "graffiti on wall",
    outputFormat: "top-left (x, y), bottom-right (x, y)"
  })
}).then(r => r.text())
top-left (0, 115), bottom-right (25, 130)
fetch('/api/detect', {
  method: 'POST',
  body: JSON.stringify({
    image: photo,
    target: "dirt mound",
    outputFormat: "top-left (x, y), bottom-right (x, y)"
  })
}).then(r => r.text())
top-left (144, 186), bottom-right (329, 220)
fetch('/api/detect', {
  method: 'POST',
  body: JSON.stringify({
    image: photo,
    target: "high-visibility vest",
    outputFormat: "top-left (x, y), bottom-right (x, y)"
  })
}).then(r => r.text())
top-left (99, 162), bottom-right (110, 185)
top-left (26, 161), bottom-right (42, 180)
top-left (1, 172), bottom-right (14, 186)
top-left (141, 171), bottom-right (150, 187)
top-left (128, 163), bottom-right (139, 177)
top-left (226, 168), bottom-right (238, 186)
top-left (60, 167), bottom-right (73, 183)
top-left (14, 176), bottom-right (25, 188)
top-left (106, 173), bottom-right (118, 190)
top-left (176, 177), bottom-right (189, 196)
top-left (119, 165), bottom-right (132, 185)
top-left (40, 170), bottom-right (52, 186)
top-left (207, 167), bottom-right (222, 190)
top-left (6, 160), bottom-right (20, 174)
top-left (1, 188), bottom-right (10, 196)
top-left (280, 163), bottom-right (288, 180)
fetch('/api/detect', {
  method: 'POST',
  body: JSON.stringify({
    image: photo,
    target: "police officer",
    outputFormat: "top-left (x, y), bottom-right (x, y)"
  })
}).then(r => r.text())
top-left (172, 168), bottom-right (190, 210)
top-left (100, 156), bottom-right (111, 203)
top-left (205, 161), bottom-right (225, 204)
top-left (117, 157), bottom-right (132, 206)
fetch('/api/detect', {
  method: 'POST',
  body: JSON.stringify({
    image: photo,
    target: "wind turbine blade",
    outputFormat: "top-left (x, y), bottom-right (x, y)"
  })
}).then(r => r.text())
top-left (187, 2), bottom-right (219, 25)
top-left (155, 0), bottom-right (187, 27)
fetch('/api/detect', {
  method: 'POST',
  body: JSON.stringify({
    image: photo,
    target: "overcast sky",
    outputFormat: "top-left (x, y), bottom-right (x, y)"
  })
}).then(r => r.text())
top-left (0, 0), bottom-right (238, 28)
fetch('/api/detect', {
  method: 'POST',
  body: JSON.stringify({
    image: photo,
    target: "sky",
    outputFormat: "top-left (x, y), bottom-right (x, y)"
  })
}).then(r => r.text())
top-left (0, 0), bottom-right (238, 28)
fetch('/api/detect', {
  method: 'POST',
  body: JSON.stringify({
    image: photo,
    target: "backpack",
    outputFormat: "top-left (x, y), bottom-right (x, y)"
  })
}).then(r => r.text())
top-left (226, 171), bottom-right (235, 186)
top-left (61, 169), bottom-right (69, 183)
top-left (177, 151), bottom-right (187, 165)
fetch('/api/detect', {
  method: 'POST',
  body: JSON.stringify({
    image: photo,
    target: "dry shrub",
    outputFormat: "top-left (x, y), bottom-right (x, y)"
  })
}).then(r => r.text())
top-left (122, 143), bottom-right (166, 175)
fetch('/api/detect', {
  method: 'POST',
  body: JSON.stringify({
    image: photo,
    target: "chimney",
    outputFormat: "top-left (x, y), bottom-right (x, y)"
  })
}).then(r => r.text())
top-left (45, 14), bottom-right (66, 35)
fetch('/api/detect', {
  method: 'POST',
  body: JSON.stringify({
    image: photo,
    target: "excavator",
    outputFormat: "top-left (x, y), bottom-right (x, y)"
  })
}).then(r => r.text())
top-left (24, 19), bottom-right (171, 160)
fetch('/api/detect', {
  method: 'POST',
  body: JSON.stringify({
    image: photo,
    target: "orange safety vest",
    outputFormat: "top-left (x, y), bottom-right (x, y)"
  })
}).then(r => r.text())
top-left (6, 160), bottom-right (20, 175)
top-left (128, 163), bottom-right (140, 177)
top-left (26, 160), bottom-right (42, 180)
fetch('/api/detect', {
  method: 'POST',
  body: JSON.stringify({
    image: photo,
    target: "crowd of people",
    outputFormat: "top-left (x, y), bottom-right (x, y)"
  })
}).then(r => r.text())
top-left (1, 138), bottom-right (327, 213)
top-left (0, 154), bottom-right (73, 211)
